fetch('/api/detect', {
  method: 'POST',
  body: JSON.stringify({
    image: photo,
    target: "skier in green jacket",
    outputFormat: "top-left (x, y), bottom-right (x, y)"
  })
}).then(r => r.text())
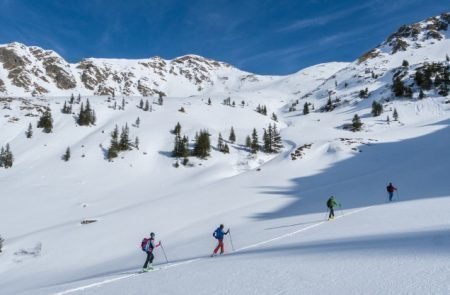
top-left (326, 196), bottom-right (341, 220)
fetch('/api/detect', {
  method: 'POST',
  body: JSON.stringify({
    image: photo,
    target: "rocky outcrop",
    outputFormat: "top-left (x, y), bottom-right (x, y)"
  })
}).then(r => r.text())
top-left (384, 13), bottom-right (449, 54)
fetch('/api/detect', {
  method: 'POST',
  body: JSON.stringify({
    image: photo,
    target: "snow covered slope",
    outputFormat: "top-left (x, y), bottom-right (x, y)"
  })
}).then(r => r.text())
top-left (0, 12), bottom-right (450, 295)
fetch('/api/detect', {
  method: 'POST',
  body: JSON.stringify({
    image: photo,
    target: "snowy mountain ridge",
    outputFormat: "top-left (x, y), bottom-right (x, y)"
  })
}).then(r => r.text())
top-left (0, 42), bottom-right (346, 98)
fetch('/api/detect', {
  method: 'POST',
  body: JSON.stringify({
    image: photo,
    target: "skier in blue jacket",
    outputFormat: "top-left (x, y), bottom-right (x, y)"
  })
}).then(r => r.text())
top-left (211, 224), bottom-right (229, 256)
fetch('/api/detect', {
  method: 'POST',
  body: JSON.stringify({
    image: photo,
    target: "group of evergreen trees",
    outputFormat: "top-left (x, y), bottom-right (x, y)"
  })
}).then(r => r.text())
top-left (256, 104), bottom-right (268, 115)
top-left (61, 101), bottom-right (73, 114)
top-left (262, 124), bottom-right (283, 153)
top-left (193, 130), bottom-right (211, 158)
top-left (171, 122), bottom-right (282, 165)
top-left (414, 62), bottom-right (449, 97)
top-left (359, 88), bottom-right (369, 99)
top-left (0, 144), bottom-right (13, 168)
top-left (245, 124), bottom-right (283, 154)
top-left (78, 100), bottom-right (96, 126)
top-left (138, 99), bottom-right (152, 112)
top-left (37, 109), bottom-right (53, 133)
top-left (107, 124), bottom-right (139, 160)
top-left (392, 76), bottom-right (413, 97)
top-left (217, 133), bottom-right (230, 154)
top-left (303, 102), bottom-right (310, 115)
top-left (371, 101), bottom-right (383, 117)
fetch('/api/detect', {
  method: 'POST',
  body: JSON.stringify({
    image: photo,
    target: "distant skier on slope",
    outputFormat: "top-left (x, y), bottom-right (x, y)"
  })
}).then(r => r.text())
top-left (141, 232), bottom-right (161, 272)
top-left (211, 224), bottom-right (229, 256)
top-left (326, 196), bottom-right (341, 220)
top-left (386, 182), bottom-right (397, 202)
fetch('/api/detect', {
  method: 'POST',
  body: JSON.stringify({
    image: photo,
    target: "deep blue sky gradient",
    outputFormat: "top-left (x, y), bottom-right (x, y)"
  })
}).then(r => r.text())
top-left (0, 0), bottom-right (448, 74)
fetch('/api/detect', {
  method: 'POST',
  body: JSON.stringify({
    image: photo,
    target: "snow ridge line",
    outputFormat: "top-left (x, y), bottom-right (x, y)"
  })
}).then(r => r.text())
top-left (53, 206), bottom-right (371, 295)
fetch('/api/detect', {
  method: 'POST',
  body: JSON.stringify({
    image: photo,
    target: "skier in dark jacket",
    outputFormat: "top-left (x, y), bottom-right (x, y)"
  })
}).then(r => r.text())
top-left (211, 224), bottom-right (229, 256)
top-left (142, 232), bottom-right (160, 271)
top-left (386, 182), bottom-right (397, 201)
top-left (326, 196), bottom-right (340, 220)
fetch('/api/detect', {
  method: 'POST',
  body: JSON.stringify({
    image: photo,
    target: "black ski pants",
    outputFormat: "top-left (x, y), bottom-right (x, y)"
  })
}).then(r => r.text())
top-left (143, 251), bottom-right (154, 268)
top-left (329, 207), bottom-right (335, 218)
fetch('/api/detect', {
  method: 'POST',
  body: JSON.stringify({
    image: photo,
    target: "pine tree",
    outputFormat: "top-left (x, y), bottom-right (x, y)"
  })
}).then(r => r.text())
top-left (134, 137), bottom-right (140, 150)
top-left (158, 96), bottom-right (164, 106)
top-left (223, 144), bottom-right (230, 154)
top-left (229, 127), bottom-right (236, 143)
top-left (119, 124), bottom-right (131, 151)
top-left (303, 102), bottom-right (310, 115)
top-left (144, 100), bottom-right (150, 111)
top-left (387, 115), bottom-right (390, 124)
top-left (419, 89), bottom-right (425, 99)
top-left (77, 94), bottom-right (81, 103)
top-left (245, 135), bottom-right (251, 148)
top-left (113, 101), bottom-right (117, 110)
top-left (25, 123), bottom-right (33, 139)
top-left (272, 124), bottom-right (283, 152)
top-left (371, 101), bottom-right (383, 117)
top-left (62, 101), bottom-right (72, 114)
top-left (62, 147), bottom-right (71, 162)
top-left (193, 130), bottom-right (211, 158)
top-left (69, 93), bottom-right (75, 104)
top-left (37, 109), bottom-right (53, 133)
top-left (91, 110), bottom-right (96, 125)
top-left (402, 60), bottom-right (409, 67)
top-left (325, 97), bottom-right (333, 112)
top-left (121, 98), bottom-right (126, 110)
top-left (263, 125), bottom-right (271, 153)
top-left (351, 114), bottom-right (363, 131)
top-left (393, 108), bottom-right (399, 121)
top-left (135, 117), bottom-right (140, 128)
top-left (271, 113), bottom-right (278, 122)
top-left (392, 76), bottom-right (411, 97)
top-left (1, 144), bottom-right (14, 168)
top-left (139, 99), bottom-right (144, 109)
top-left (446, 54), bottom-right (449, 62)
top-left (217, 133), bottom-right (224, 152)
top-left (174, 122), bottom-right (181, 136)
top-left (107, 125), bottom-right (120, 160)
top-left (208, 98), bottom-right (211, 105)
top-left (78, 102), bottom-right (85, 124)
top-left (250, 128), bottom-right (259, 154)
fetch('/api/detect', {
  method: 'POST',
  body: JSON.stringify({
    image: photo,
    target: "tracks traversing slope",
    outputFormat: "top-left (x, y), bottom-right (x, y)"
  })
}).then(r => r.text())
top-left (53, 206), bottom-right (371, 295)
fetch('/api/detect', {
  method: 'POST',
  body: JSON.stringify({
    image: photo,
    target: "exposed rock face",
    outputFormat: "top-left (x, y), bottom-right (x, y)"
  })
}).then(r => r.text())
top-left (384, 13), bottom-right (449, 54)
top-left (0, 41), bottom-right (248, 97)
top-left (358, 12), bottom-right (450, 62)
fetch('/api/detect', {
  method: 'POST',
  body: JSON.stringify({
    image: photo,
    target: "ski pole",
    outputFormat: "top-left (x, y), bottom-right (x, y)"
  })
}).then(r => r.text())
top-left (325, 208), bottom-right (329, 220)
top-left (160, 241), bottom-right (169, 264)
top-left (228, 229), bottom-right (235, 251)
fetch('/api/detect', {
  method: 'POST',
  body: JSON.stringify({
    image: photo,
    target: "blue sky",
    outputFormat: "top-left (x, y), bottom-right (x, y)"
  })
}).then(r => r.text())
top-left (0, 0), bottom-right (448, 74)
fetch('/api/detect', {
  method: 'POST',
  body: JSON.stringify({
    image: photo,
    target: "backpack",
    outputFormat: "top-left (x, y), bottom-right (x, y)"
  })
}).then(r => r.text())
top-left (326, 198), bottom-right (333, 208)
top-left (141, 238), bottom-right (150, 252)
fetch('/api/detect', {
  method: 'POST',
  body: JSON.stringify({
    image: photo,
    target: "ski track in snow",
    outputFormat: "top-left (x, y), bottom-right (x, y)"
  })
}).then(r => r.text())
top-left (53, 206), bottom-right (371, 295)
